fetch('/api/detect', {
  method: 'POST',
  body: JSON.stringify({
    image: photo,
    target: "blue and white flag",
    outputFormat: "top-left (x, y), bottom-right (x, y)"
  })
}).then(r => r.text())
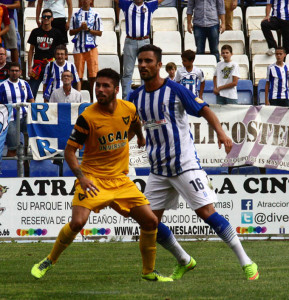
top-left (27, 103), bottom-right (91, 160)
top-left (0, 104), bottom-right (12, 171)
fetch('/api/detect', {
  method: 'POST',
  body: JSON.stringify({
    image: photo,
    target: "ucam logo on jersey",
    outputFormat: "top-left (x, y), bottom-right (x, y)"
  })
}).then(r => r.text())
top-left (241, 212), bottom-right (253, 224)
top-left (241, 199), bottom-right (253, 210)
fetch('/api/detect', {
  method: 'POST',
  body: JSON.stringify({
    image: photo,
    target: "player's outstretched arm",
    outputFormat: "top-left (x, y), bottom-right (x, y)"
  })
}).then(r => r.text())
top-left (64, 144), bottom-right (99, 197)
top-left (128, 119), bottom-right (146, 148)
top-left (199, 106), bottom-right (232, 154)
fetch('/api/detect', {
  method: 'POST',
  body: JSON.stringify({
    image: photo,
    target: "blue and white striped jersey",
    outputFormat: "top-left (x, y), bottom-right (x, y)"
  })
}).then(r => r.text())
top-left (42, 61), bottom-right (80, 99)
top-left (70, 8), bottom-right (103, 53)
top-left (175, 66), bottom-right (204, 96)
top-left (266, 63), bottom-right (289, 99)
top-left (0, 79), bottom-right (33, 120)
top-left (269, 0), bottom-right (289, 20)
top-left (129, 79), bottom-right (208, 177)
top-left (119, 0), bottom-right (158, 38)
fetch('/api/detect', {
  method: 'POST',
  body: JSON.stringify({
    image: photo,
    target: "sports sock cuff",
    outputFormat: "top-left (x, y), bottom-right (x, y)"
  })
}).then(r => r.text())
top-left (204, 212), bottom-right (229, 234)
top-left (157, 222), bottom-right (172, 243)
top-left (141, 228), bottom-right (158, 235)
top-left (63, 223), bottom-right (79, 236)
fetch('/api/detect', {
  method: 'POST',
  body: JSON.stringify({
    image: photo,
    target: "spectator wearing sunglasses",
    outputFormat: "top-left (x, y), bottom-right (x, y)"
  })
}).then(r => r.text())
top-left (27, 9), bottom-right (63, 99)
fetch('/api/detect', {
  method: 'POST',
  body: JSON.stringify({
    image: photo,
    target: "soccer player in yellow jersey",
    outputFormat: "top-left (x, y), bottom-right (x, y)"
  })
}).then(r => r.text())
top-left (31, 68), bottom-right (173, 282)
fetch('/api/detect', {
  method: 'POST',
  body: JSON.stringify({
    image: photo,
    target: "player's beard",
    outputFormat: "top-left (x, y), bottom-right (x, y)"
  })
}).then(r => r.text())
top-left (97, 91), bottom-right (116, 106)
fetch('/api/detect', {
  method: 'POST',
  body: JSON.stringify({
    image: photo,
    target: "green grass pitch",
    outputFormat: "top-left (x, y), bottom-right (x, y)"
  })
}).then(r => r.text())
top-left (0, 240), bottom-right (288, 299)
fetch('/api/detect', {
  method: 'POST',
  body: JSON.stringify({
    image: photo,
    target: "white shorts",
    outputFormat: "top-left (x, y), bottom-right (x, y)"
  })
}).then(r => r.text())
top-left (145, 170), bottom-right (218, 211)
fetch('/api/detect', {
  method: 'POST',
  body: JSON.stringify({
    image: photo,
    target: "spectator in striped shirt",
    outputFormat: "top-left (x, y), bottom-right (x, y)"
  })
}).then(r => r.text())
top-left (175, 50), bottom-right (205, 99)
top-left (115, 0), bottom-right (164, 99)
top-left (0, 62), bottom-right (34, 157)
top-left (42, 44), bottom-right (80, 102)
top-left (0, 47), bottom-right (10, 83)
top-left (69, 0), bottom-right (103, 102)
top-left (265, 46), bottom-right (289, 106)
top-left (261, 0), bottom-right (289, 55)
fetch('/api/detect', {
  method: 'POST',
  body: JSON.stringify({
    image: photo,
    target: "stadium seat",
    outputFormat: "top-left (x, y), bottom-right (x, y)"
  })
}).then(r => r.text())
top-left (202, 80), bottom-right (217, 104)
top-left (249, 30), bottom-right (278, 59)
top-left (252, 54), bottom-right (275, 85)
top-left (94, 8), bottom-right (115, 31)
top-left (203, 167), bottom-right (229, 175)
top-left (194, 55), bottom-right (217, 80)
top-left (233, 6), bottom-right (243, 30)
top-left (0, 160), bottom-right (18, 177)
top-left (266, 168), bottom-right (289, 174)
top-left (237, 80), bottom-right (254, 105)
top-left (153, 31), bottom-right (182, 55)
top-left (231, 166), bottom-right (260, 174)
top-left (63, 161), bottom-right (75, 176)
top-left (80, 90), bottom-right (90, 103)
top-left (30, 160), bottom-right (60, 177)
top-left (160, 55), bottom-right (183, 78)
top-left (246, 6), bottom-right (266, 36)
top-left (152, 7), bottom-right (179, 32)
top-left (95, 0), bottom-right (113, 7)
top-left (219, 31), bottom-right (245, 55)
top-left (98, 55), bottom-right (120, 73)
top-left (184, 31), bottom-right (210, 53)
top-left (286, 54), bottom-right (289, 63)
top-left (257, 79), bottom-right (266, 105)
top-left (98, 31), bottom-right (118, 55)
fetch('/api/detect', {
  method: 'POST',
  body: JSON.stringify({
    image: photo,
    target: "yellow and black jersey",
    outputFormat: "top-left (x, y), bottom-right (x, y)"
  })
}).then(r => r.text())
top-left (67, 99), bottom-right (139, 177)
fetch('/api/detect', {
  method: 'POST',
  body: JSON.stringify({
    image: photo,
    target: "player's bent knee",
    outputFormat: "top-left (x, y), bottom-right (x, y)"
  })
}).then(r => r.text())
top-left (69, 220), bottom-right (86, 232)
top-left (139, 215), bottom-right (158, 231)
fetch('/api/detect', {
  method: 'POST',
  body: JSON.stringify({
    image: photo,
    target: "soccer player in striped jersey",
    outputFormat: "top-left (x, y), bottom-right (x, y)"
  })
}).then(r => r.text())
top-left (261, 0), bottom-right (289, 55)
top-left (0, 62), bottom-right (34, 157)
top-left (175, 50), bottom-right (205, 99)
top-left (129, 44), bottom-right (259, 281)
top-left (31, 68), bottom-right (172, 282)
top-left (265, 46), bottom-right (289, 106)
top-left (115, 0), bottom-right (164, 99)
top-left (42, 45), bottom-right (80, 102)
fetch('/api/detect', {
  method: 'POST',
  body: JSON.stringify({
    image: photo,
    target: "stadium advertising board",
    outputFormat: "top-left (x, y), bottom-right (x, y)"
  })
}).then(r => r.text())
top-left (0, 175), bottom-right (288, 240)
top-left (130, 105), bottom-right (289, 171)
top-left (27, 104), bottom-right (289, 171)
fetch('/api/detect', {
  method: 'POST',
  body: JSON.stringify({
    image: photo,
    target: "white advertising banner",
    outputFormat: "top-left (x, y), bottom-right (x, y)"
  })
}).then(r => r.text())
top-left (129, 105), bottom-right (289, 171)
top-left (0, 175), bottom-right (288, 240)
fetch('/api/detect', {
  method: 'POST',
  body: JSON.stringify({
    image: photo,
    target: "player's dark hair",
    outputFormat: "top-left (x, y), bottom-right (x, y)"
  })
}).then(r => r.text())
top-left (96, 68), bottom-right (120, 87)
top-left (276, 46), bottom-right (286, 53)
top-left (221, 44), bottom-right (233, 53)
top-left (9, 62), bottom-right (20, 70)
top-left (42, 9), bottom-right (53, 17)
top-left (165, 62), bottom-right (177, 71)
top-left (138, 44), bottom-right (162, 63)
top-left (55, 44), bottom-right (68, 55)
top-left (181, 50), bottom-right (195, 62)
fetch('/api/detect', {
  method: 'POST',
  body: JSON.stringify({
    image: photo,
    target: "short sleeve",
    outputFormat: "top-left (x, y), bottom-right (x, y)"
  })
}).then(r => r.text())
top-left (232, 63), bottom-right (240, 78)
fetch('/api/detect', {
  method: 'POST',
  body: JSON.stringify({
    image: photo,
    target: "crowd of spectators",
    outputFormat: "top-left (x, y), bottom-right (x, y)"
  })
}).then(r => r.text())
top-left (0, 0), bottom-right (288, 159)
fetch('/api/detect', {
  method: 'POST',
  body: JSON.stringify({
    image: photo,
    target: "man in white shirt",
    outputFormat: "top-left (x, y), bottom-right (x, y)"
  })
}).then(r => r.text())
top-left (213, 44), bottom-right (240, 104)
top-left (0, 62), bottom-right (34, 157)
top-left (50, 70), bottom-right (82, 103)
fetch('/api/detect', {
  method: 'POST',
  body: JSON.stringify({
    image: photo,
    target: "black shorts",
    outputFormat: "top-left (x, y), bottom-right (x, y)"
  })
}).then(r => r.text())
top-left (52, 18), bottom-right (68, 44)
